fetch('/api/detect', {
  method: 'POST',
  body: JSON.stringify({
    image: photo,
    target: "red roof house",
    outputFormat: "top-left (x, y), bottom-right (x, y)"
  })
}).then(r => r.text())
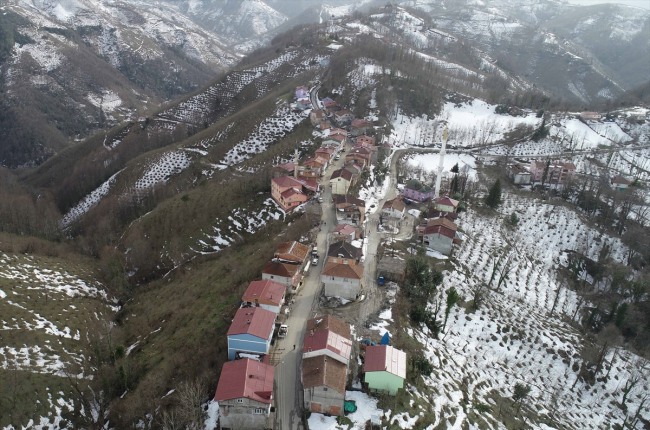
top-left (214, 358), bottom-right (274, 404)
top-left (242, 280), bottom-right (286, 313)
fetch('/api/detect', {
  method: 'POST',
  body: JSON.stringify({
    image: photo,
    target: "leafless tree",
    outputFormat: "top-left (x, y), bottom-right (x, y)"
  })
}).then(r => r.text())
top-left (177, 378), bottom-right (207, 428)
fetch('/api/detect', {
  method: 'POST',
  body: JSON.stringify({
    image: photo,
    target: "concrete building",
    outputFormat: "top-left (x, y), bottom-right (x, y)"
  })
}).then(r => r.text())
top-left (227, 307), bottom-right (276, 360)
top-left (580, 111), bottom-right (600, 121)
top-left (302, 329), bottom-right (352, 366)
top-left (507, 164), bottom-right (532, 185)
top-left (403, 179), bottom-right (435, 202)
top-left (261, 261), bottom-right (301, 291)
top-left (214, 358), bottom-right (274, 430)
top-left (327, 241), bottom-right (362, 265)
top-left (364, 346), bottom-right (406, 395)
top-left (334, 195), bottom-right (365, 226)
top-left (422, 218), bottom-right (458, 256)
top-left (611, 175), bottom-right (631, 191)
top-left (271, 176), bottom-right (308, 211)
top-left (381, 198), bottom-right (406, 220)
top-left (321, 262), bottom-right (364, 300)
top-left (529, 161), bottom-right (576, 185)
top-left (241, 280), bottom-right (286, 314)
top-left (433, 195), bottom-right (459, 213)
top-left (310, 109), bottom-right (327, 127)
top-left (302, 355), bottom-right (347, 416)
top-left (330, 169), bottom-right (353, 195)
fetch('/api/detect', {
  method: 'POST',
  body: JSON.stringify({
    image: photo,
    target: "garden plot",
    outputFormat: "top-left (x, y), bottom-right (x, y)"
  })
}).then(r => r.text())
top-left (193, 198), bottom-right (286, 254)
top-left (587, 148), bottom-right (650, 183)
top-left (215, 104), bottom-right (308, 168)
top-left (133, 151), bottom-right (192, 191)
top-left (0, 252), bottom-right (115, 428)
top-left (61, 169), bottom-right (124, 227)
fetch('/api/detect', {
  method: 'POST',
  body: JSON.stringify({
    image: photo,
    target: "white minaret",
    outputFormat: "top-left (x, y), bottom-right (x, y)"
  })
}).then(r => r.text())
top-left (434, 127), bottom-right (448, 198)
top-left (293, 145), bottom-right (299, 178)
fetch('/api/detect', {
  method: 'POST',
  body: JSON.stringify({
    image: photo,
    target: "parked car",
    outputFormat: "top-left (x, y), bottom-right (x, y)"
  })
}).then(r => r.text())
top-left (312, 246), bottom-right (318, 256)
top-left (335, 154), bottom-right (340, 160)
top-left (318, 197), bottom-right (323, 203)
top-left (312, 256), bottom-right (319, 266)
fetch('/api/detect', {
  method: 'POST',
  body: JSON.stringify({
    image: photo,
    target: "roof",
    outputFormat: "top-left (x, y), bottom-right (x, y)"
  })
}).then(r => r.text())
top-left (296, 86), bottom-right (308, 91)
top-left (274, 162), bottom-right (295, 172)
top-left (274, 241), bottom-right (310, 263)
top-left (227, 307), bottom-right (276, 339)
top-left (242, 280), bottom-right (286, 306)
top-left (427, 217), bottom-right (458, 231)
top-left (350, 147), bottom-right (371, 155)
top-left (333, 224), bottom-right (357, 236)
top-left (356, 135), bottom-right (375, 143)
top-left (304, 157), bottom-right (325, 167)
top-left (273, 176), bottom-right (303, 188)
top-left (322, 97), bottom-right (335, 103)
top-left (351, 119), bottom-right (372, 128)
top-left (296, 178), bottom-right (319, 192)
top-left (327, 241), bottom-right (362, 260)
top-left (365, 345), bottom-right (407, 379)
top-left (280, 188), bottom-right (304, 199)
top-left (214, 358), bottom-right (274, 404)
top-left (329, 128), bottom-right (347, 136)
top-left (302, 355), bottom-right (347, 393)
top-left (335, 109), bottom-right (352, 117)
top-left (311, 109), bottom-right (325, 119)
top-left (262, 261), bottom-right (300, 278)
top-left (328, 134), bottom-right (346, 142)
top-left (406, 178), bottom-right (422, 190)
top-left (423, 224), bottom-right (456, 239)
top-left (508, 164), bottom-right (529, 175)
top-left (306, 314), bottom-right (351, 338)
top-left (612, 175), bottom-right (631, 185)
top-left (316, 147), bottom-right (335, 155)
top-left (436, 196), bottom-right (459, 208)
top-left (334, 195), bottom-right (365, 207)
top-left (322, 261), bottom-right (364, 279)
top-left (330, 169), bottom-right (353, 181)
top-left (382, 198), bottom-right (406, 212)
top-left (303, 329), bottom-right (352, 360)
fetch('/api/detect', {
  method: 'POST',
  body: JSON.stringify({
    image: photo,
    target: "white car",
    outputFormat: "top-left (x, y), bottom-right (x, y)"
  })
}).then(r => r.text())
top-left (318, 197), bottom-right (323, 203)
top-left (312, 257), bottom-right (319, 266)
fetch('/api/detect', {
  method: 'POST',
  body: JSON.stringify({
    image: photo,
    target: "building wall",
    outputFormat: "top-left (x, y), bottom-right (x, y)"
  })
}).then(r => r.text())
top-left (404, 187), bottom-right (434, 202)
top-left (244, 301), bottom-right (282, 314)
top-left (219, 398), bottom-right (270, 430)
top-left (227, 333), bottom-right (271, 360)
top-left (262, 273), bottom-right (292, 288)
top-left (304, 386), bottom-right (345, 416)
top-left (330, 178), bottom-right (350, 195)
top-left (365, 371), bottom-right (404, 395)
top-left (434, 203), bottom-right (456, 213)
top-left (321, 276), bottom-right (362, 300)
top-left (514, 173), bottom-right (531, 185)
top-left (424, 233), bottom-right (453, 255)
top-left (336, 211), bottom-right (361, 226)
top-left (382, 208), bottom-right (403, 219)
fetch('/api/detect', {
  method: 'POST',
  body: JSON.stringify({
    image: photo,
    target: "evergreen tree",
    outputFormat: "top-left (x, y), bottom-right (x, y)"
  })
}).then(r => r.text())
top-left (442, 287), bottom-right (461, 332)
top-left (451, 163), bottom-right (459, 173)
top-left (485, 179), bottom-right (502, 209)
top-left (532, 117), bottom-right (549, 141)
top-left (512, 383), bottom-right (532, 417)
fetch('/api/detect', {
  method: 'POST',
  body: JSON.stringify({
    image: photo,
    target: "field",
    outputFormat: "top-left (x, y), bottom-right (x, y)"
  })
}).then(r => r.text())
top-left (0, 239), bottom-right (116, 428)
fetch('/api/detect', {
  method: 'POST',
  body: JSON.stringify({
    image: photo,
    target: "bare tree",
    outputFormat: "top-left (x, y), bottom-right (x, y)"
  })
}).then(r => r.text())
top-left (177, 378), bottom-right (207, 428)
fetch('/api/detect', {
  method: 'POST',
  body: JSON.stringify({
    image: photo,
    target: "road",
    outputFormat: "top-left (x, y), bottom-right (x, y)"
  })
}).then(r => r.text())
top-left (273, 142), bottom-right (348, 430)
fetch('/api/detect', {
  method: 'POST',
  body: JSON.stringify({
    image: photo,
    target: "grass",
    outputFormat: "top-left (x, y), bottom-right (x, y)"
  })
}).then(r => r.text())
top-left (0, 245), bottom-right (113, 428)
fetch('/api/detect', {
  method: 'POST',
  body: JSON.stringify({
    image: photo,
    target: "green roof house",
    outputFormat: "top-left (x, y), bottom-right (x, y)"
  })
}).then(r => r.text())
top-left (364, 345), bottom-right (407, 395)
top-left (404, 179), bottom-right (434, 202)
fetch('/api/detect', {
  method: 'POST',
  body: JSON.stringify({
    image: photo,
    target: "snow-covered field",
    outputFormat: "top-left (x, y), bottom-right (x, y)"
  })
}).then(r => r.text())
top-left (0, 251), bottom-right (116, 429)
top-left (407, 153), bottom-right (477, 179)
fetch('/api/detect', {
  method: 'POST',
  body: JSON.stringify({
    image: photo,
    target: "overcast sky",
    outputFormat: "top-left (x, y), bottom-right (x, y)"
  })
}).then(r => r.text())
top-left (566, 0), bottom-right (650, 9)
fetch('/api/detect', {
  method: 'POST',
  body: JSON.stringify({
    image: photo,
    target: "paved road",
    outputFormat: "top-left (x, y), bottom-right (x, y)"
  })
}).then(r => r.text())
top-left (273, 144), bottom-right (348, 430)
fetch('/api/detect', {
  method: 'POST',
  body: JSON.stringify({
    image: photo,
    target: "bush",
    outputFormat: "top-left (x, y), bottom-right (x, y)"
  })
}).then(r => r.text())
top-left (495, 104), bottom-right (510, 114)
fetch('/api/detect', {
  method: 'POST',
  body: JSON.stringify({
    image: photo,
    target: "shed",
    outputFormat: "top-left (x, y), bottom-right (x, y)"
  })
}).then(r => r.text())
top-left (364, 345), bottom-right (406, 395)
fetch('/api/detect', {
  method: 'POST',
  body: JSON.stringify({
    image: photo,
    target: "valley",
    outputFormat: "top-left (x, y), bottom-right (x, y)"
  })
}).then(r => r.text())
top-left (0, 2), bottom-right (649, 430)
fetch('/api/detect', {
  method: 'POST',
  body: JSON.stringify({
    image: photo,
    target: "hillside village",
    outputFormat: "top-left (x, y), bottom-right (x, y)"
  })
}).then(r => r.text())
top-left (1, 3), bottom-right (650, 430)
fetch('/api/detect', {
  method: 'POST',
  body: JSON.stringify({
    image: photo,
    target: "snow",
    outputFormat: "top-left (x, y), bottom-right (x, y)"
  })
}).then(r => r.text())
top-left (326, 43), bottom-right (343, 50)
top-left (407, 153), bottom-right (477, 179)
top-left (426, 249), bottom-right (448, 260)
top-left (134, 151), bottom-right (191, 191)
top-left (204, 400), bottom-right (220, 430)
top-left (62, 169), bottom-right (123, 227)
top-left (308, 391), bottom-right (382, 430)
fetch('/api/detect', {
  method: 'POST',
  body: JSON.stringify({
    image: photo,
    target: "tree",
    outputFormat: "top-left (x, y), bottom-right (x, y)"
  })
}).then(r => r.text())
top-left (451, 163), bottom-right (459, 173)
top-left (509, 212), bottom-right (519, 226)
top-left (442, 287), bottom-right (461, 332)
top-left (532, 117), bottom-right (549, 141)
top-left (512, 382), bottom-right (531, 417)
top-left (485, 179), bottom-right (502, 209)
top-left (470, 283), bottom-right (488, 310)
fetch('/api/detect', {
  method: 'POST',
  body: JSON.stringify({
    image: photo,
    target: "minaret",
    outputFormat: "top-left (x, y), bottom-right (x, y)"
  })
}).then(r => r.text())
top-left (434, 127), bottom-right (448, 198)
top-left (293, 144), bottom-right (299, 178)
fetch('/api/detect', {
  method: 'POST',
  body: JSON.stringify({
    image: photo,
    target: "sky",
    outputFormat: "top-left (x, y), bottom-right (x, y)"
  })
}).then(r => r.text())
top-left (566, 0), bottom-right (650, 9)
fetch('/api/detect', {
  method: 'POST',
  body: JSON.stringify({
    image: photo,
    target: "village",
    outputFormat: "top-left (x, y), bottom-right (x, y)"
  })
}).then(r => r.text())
top-left (205, 84), bottom-right (646, 430)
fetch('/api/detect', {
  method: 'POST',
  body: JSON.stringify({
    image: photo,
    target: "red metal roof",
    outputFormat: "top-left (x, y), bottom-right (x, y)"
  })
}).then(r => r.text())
top-left (242, 280), bottom-right (286, 306)
top-left (423, 224), bottom-right (455, 239)
top-left (364, 345), bottom-right (407, 379)
top-left (262, 261), bottom-right (300, 278)
top-left (213, 358), bottom-right (274, 404)
top-left (227, 307), bottom-right (276, 339)
top-left (273, 176), bottom-right (302, 188)
top-left (333, 224), bottom-right (357, 236)
top-left (330, 169), bottom-right (353, 181)
top-left (303, 329), bottom-right (352, 361)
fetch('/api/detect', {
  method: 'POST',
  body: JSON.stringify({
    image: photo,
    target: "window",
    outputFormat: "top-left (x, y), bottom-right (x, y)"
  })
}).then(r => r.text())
top-left (254, 408), bottom-right (264, 414)
top-left (323, 387), bottom-right (328, 391)
top-left (331, 277), bottom-right (335, 281)
top-left (237, 399), bottom-right (244, 404)
top-left (270, 276), bottom-right (274, 279)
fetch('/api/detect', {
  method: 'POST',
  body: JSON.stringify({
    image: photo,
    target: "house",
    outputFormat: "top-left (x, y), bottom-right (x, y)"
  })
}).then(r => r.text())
top-left (507, 164), bottom-right (531, 185)
top-left (303, 157), bottom-right (328, 176)
top-left (334, 109), bottom-right (354, 124)
top-left (611, 175), bottom-right (631, 191)
top-left (422, 218), bottom-right (458, 256)
top-left (262, 261), bottom-right (302, 290)
top-left (382, 198), bottom-right (406, 220)
top-left (353, 142), bottom-right (378, 163)
top-left (310, 109), bottom-right (327, 127)
top-left (273, 162), bottom-right (295, 178)
top-left (242, 280), bottom-right (286, 314)
top-left (321, 261), bottom-right (364, 300)
top-left (403, 178), bottom-right (435, 202)
top-left (274, 241), bottom-right (310, 266)
top-left (214, 358), bottom-right (274, 430)
top-left (324, 133), bottom-right (349, 148)
top-left (296, 86), bottom-right (309, 99)
top-left (329, 128), bottom-right (348, 138)
top-left (297, 99), bottom-right (312, 111)
top-left (364, 346), bottom-right (406, 395)
top-left (332, 223), bottom-right (360, 242)
top-left (323, 100), bottom-right (340, 114)
top-left (330, 169), bottom-right (354, 195)
top-left (327, 241), bottom-right (362, 265)
top-left (343, 161), bottom-right (363, 178)
top-left (302, 315), bottom-right (351, 416)
top-left (316, 147), bottom-right (335, 160)
top-left (227, 307), bottom-right (277, 360)
top-left (302, 355), bottom-right (347, 416)
top-left (356, 135), bottom-right (376, 146)
top-left (297, 178), bottom-right (320, 193)
top-left (334, 195), bottom-right (365, 226)
top-left (303, 329), bottom-right (352, 365)
top-left (345, 146), bottom-right (372, 167)
top-left (350, 119), bottom-right (373, 136)
top-left (319, 121), bottom-right (332, 130)
top-left (580, 111), bottom-right (600, 121)
top-left (627, 113), bottom-right (646, 124)
top-left (433, 195), bottom-right (459, 213)
top-left (529, 161), bottom-right (576, 185)
top-left (271, 176), bottom-right (308, 211)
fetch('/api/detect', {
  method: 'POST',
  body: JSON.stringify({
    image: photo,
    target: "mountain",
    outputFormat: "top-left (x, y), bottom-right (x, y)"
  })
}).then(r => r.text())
top-left (0, 0), bottom-right (238, 168)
